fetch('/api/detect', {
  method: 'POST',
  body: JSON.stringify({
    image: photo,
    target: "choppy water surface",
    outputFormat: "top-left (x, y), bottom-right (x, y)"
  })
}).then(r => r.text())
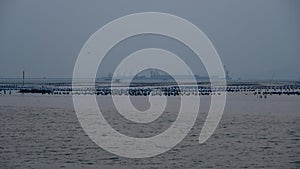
top-left (0, 94), bottom-right (299, 169)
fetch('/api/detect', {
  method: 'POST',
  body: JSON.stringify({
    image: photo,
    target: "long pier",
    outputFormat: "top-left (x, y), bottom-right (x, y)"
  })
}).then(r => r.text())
top-left (1, 82), bottom-right (300, 96)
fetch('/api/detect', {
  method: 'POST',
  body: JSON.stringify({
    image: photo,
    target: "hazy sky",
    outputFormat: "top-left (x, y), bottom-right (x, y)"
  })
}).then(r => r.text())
top-left (0, 0), bottom-right (299, 80)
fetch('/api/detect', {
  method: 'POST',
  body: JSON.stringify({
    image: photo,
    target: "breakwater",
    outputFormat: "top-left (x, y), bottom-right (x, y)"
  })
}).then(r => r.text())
top-left (1, 82), bottom-right (300, 96)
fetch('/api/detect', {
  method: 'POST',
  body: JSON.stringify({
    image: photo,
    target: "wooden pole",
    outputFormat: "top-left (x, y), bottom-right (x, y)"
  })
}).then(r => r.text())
top-left (22, 70), bottom-right (25, 87)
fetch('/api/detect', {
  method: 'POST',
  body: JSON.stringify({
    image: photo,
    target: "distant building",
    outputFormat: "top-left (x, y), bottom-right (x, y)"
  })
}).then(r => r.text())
top-left (224, 65), bottom-right (232, 80)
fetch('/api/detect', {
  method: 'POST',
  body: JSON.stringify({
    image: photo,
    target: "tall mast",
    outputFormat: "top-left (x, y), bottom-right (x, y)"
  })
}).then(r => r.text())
top-left (22, 70), bottom-right (25, 87)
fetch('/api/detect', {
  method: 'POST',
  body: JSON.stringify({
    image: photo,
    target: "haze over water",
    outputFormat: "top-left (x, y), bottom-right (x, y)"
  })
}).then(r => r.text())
top-left (1, 1), bottom-right (300, 168)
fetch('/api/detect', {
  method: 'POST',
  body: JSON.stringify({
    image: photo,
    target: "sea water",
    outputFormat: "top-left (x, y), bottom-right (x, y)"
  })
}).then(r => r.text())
top-left (0, 94), bottom-right (299, 169)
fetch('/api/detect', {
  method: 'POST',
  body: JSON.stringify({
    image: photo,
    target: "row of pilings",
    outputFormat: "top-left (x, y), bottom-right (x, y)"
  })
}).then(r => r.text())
top-left (1, 84), bottom-right (300, 96)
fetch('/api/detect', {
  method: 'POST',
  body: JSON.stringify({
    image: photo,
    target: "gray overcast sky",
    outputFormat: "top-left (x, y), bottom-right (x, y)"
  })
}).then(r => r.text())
top-left (0, 0), bottom-right (299, 80)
